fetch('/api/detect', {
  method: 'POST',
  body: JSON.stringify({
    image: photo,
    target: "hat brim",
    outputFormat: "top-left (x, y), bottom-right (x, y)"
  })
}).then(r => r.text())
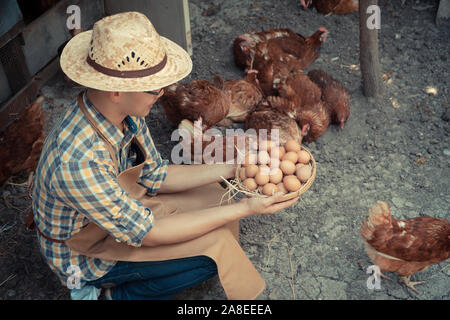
top-left (60, 31), bottom-right (192, 92)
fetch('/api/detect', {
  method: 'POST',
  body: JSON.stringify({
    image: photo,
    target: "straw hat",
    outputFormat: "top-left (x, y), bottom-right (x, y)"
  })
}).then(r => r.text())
top-left (60, 12), bottom-right (192, 92)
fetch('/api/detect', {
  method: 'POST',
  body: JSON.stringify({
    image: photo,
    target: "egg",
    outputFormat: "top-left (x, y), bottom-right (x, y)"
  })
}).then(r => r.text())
top-left (270, 146), bottom-right (285, 160)
top-left (254, 167), bottom-right (270, 185)
top-left (244, 153), bottom-right (257, 166)
top-left (263, 183), bottom-right (279, 196)
top-left (258, 150), bottom-right (271, 165)
top-left (285, 140), bottom-right (301, 153)
top-left (245, 164), bottom-right (259, 178)
top-left (269, 168), bottom-right (283, 184)
top-left (269, 157), bottom-right (280, 170)
top-left (258, 165), bottom-right (270, 175)
top-left (282, 151), bottom-right (299, 163)
top-left (259, 140), bottom-right (276, 153)
top-left (280, 160), bottom-right (296, 175)
top-left (243, 178), bottom-right (257, 191)
top-left (297, 150), bottom-right (311, 164)
top-left (239, 167), bottom-right (247, 181)
top-left (296, 165), bottom-right (312, 182)
top-left (295, 163), bottom-right (304, 170)
top-left (283, 175), bottom-right (301, 192)
top-left (276, 182), bottom-right (288, 195)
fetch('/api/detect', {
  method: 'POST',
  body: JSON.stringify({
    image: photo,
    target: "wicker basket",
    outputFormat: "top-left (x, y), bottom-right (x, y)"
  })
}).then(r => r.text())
top-left (232, 145), bottom-right (316, 201)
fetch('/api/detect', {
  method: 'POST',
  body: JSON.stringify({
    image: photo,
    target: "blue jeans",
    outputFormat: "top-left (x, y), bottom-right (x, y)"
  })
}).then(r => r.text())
top-left (86, 256), bottom-right (218, 300)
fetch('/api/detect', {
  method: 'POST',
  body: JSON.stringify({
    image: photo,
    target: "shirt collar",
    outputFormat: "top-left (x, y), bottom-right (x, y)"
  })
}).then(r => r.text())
top-left (82, 91), bottom-right (138, 149)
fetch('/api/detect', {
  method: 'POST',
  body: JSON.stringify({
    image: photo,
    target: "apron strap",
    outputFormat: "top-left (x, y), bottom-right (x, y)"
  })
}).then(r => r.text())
top-left (77, 93), bottom-right (120, 175)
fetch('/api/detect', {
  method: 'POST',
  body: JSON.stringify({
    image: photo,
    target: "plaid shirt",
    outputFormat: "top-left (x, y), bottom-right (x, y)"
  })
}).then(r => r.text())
top-left (32, 91), bottom-right (168, 286)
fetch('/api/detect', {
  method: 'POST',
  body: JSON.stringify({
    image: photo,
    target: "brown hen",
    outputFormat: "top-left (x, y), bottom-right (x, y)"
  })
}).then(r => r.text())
top-left (360, 201), bottom-right (450, 293)
top-left (0, 96), bottom-right (46, 185)
top-left (301, 0), bottom-right (358, 15)
top-left (158, 80), bottom-right (230, 130)
top-left (233, 27), bottom-right (328, 85)
top-left (308, 69), bottom-right (350, 129)
top-left (245, 105), bottom-right (303, 145)
top-left (178, 119), bottom-right (252, 164)
top-left (214, 71), bottom-right (264, 126)
top-left (267, 71), bottom-right (330, 142)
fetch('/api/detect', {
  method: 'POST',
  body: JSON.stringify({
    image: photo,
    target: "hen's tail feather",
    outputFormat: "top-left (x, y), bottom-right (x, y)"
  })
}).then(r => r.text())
top-left (360, 201), bottom-right (393, 241)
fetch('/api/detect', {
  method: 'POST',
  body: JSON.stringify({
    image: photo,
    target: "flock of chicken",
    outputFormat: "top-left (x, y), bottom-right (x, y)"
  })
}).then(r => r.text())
top-left (159, 27), bottom-right (350, 162)
top-left (158, 10), bottom-right (449, 293)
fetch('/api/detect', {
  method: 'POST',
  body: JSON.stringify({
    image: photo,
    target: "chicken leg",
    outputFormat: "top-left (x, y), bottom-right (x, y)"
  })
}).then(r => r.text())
top-left (401, 276), bottom-right (425, 294)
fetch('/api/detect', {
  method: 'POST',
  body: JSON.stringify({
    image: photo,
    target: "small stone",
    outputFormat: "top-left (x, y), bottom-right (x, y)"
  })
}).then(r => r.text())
top-left (313, 233), bottom-right (319, 239)
top-left (443, 149), bottom-right (450, 157)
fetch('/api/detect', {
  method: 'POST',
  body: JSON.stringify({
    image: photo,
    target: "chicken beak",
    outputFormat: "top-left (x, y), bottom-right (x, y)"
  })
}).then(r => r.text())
top-left (300, 0), bottom-right (307, 9)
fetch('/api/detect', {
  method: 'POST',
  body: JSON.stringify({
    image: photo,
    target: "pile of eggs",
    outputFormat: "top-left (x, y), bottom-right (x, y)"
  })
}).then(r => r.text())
top-left (238, 139), bottom-right (313, 196)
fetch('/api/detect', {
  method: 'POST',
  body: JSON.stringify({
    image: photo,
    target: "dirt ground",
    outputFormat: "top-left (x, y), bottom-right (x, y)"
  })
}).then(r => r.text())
top-left (0, 0), bottom-right (448, 300)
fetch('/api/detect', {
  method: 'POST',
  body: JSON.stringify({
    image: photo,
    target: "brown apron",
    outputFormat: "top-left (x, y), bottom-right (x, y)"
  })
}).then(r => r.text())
top-left (62, 94), bottom-right (265, 299)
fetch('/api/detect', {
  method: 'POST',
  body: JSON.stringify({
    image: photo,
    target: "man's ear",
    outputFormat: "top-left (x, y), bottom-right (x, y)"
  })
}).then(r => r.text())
top-left (108, 91), bottom-right (122, 103)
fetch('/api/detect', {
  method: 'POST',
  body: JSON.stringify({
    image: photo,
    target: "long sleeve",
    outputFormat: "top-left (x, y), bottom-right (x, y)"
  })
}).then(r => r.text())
top-left (52, 156), bottom-right (154, 247)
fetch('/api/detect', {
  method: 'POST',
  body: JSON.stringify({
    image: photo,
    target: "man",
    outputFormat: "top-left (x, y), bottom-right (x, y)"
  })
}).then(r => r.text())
top-left (31, 12), bottom-right (298, 300)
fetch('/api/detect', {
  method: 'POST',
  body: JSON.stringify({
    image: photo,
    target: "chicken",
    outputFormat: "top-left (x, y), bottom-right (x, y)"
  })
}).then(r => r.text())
top-left (360, 201), bottom-right (450, 293)
top-left (214, 70), bottom-right (264, 126)
top-left (300, 0), bottom-right (358, 15)
top-left (307, 69), bottom-right (350, 129)
top-left (233, 29), bottom-right (297, 70)
top-left (267, 71), bottom-right (330, 143)
top-left (233, 27), bottom-right (329, 85)
top-left (158, 80), bottom-right (230, 130)
top-left (0, 96), bottom-right (46, 185)
top-left (178, 120), bottom-right (252, 164)
top-left (245, 105), bottom-right (303, 145)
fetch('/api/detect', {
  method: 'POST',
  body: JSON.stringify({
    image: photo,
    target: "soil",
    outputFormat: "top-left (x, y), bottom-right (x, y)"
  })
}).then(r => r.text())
top-left (0, 0), bottom-right (448, 300)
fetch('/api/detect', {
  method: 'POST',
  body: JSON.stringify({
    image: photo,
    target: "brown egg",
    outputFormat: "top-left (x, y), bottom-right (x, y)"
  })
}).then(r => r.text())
top-left (258, 150), bottom-right (271, 165)
top-left (270, 146), bottom-right (285, 160)
top-left (269, 157), bottom-right (280, 170)
top-left (239, 167), bottom-right (247, 181)
top-left (243, 178), bottom-right (257, 191)
top-left (258, 164), bottom-right (270, 175)
top-left (295, 163), bottom-right (304, 170)
top-left (285, 140), bottom-right (301, 153)
top-left (263, 183), bottom-right (279, 196)
top-left (283, 175), bottom-right (301, 192)
top-left (282, 151), bottom-right (299, 163)
top-left (245, 164), bottom-right (259, 178)
top-left (259, 140), bottom-right (276, 153)
top-left (280, 160), bottom-right (296, 175)
top-left (269, 168), bottom-right (283, 184)
top-left (254, 168), bottom-right (270, 185)
top-left (243, 153), bottom-right (257, 166)
top-left (296, 165), bottom-right (312, 182)
top-left (276, 182), bottom-right (288, 195)
top-left (297, 150), bottom-right (311, 164)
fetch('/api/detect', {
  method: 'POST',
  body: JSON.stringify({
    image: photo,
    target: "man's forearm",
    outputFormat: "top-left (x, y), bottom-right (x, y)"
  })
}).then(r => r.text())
top-left (142, 201), bottom-right (249, 247)
top-left (158, 164), bottom-right (236, 193)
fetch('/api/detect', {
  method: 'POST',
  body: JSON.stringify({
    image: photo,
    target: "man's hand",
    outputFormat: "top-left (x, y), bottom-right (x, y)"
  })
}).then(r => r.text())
top-left (240, 193), bottom-right (299, 215)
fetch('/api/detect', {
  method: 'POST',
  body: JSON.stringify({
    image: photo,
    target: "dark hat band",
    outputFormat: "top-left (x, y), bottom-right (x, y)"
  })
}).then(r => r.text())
top-left (86, 54), bottom-right (167, 78)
